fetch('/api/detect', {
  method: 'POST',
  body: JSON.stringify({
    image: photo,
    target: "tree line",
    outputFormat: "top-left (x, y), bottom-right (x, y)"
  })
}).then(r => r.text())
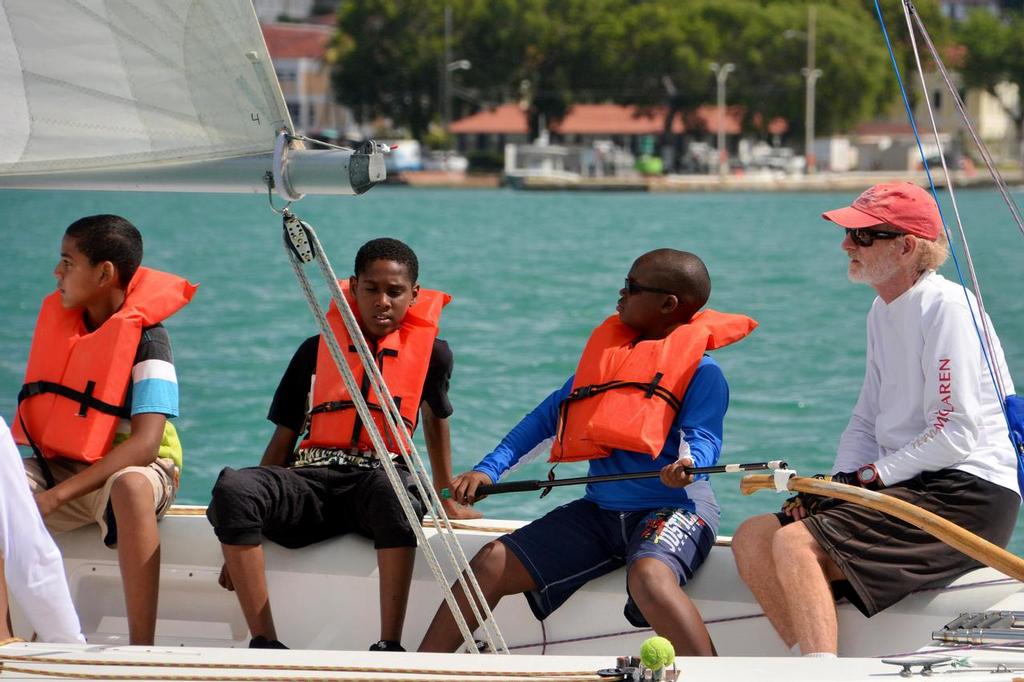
top-left (329, 0), bottom-right (1023, 154)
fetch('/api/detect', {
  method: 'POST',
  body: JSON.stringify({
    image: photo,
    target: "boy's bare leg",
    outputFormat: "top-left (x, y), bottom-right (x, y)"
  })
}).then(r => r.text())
top-left (109, 473), bottom-right (161, 645)
top-left (628, 557), bottom-right (716, 656)
top-left (418, 540), bottom-right (535, 653)
top-left (0, 559), bottom-right (11, 639)
top-left (221, 544), bottom-right (277, 641)
top-left (377, 547), bottom-right (415, 643)
top-left (732, 514), bottom-right (798, 648)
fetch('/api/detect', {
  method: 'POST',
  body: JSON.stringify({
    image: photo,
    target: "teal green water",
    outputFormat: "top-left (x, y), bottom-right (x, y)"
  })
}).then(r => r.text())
top-left (1, 187), bottom-right (1022, 551)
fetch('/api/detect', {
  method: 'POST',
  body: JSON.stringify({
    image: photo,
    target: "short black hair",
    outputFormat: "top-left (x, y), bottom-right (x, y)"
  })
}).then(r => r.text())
top-left (65, 215), bottom-right (143, 287)
top-left (640, 248), bottom-right (711, 320)
top-left (354, 237), bottom-right (419, 283)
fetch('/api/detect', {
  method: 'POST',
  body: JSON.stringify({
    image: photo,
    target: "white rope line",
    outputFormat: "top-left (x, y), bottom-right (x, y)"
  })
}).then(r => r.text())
top-left (282, 215), bottom-right (507, 655)
top-left (905, 7), bottom-right (1024, 240)
top-left (900, 2), bottom-right (1011, 403)
top-left (0, 653), bottom-right (600, 678)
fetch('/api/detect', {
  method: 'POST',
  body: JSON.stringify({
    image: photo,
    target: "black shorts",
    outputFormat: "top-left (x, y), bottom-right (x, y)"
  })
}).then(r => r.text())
top-left (206, 462), bottom-right (425, 550)
top-left (786, 470), bottom-right (1018, 617)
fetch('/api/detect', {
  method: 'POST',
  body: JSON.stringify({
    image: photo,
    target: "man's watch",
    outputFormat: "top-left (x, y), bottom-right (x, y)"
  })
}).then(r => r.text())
top-left (856, 464), bottom-right (881, 490)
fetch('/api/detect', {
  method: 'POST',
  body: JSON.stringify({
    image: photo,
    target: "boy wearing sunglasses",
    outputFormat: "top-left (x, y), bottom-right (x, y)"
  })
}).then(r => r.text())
top-left (419, 248), bottom-right (756, 656)
top-left (732, 181), bottom-right (1018, 657)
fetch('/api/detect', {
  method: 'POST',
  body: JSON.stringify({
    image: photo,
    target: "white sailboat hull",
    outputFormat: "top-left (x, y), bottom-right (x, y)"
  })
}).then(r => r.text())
top-left (13, 506), bottom-right (1021, 662)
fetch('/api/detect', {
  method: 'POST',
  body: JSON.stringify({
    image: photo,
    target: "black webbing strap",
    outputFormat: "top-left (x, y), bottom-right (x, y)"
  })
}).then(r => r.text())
top-left (16, 379), bottom-right (130, 490)
top-left (556, 375), bottom-right (683, 444)
top-left (18, 381), bottom-right (131, 419)
top-left (349, 369), bottom-right (374, 449)
top-left (308, 400), bottom-right (414, 428)
top-left (348, 346), bottom-right (400, 449)
top-left (16, 411), bottom-right (55, 490)
top-left (564, 377), bottom-right (682, 410)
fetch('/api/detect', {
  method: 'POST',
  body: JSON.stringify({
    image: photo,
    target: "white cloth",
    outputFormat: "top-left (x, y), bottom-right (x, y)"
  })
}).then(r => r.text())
top-left (0, 417), bottom-right (84, 643)
top-left (833, 271), bottom-right (1017, 494)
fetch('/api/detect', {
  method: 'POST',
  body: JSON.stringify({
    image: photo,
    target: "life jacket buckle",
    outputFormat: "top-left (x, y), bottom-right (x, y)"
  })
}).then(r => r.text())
top-left (573, 385), bottom-right (594, 399)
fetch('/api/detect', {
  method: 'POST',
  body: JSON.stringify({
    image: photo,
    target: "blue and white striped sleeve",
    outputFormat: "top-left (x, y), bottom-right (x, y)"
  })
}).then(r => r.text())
top-left (129, 325), bottom-right (179, 418)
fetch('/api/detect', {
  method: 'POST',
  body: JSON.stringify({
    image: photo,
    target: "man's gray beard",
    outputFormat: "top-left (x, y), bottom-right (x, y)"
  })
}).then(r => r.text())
top-left (847, 256), bottom-right (902, 287)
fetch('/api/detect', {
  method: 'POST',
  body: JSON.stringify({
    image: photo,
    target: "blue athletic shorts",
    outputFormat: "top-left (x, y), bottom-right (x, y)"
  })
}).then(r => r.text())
top-left (498, 498), bottom-right (715, 622)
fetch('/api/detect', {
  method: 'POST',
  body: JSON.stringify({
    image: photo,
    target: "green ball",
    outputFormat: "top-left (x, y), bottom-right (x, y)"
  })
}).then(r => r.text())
top-left (639, 636), bottom-right (675, 670)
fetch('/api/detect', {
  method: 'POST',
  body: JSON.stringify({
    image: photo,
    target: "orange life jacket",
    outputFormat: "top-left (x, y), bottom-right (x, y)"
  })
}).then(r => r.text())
top-left (550, 309), bottom-right (757, 462)
top-left (299, 282), bottom-right (450, 454)
top-left (13, 267), bottom-right (197, 463)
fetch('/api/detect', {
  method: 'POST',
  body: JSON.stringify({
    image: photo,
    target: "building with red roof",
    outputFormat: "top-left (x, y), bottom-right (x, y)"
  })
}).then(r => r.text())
top-left (261, 22), bottom-right (354, 136)
top-left (449, 102), bottom-right (780, 172)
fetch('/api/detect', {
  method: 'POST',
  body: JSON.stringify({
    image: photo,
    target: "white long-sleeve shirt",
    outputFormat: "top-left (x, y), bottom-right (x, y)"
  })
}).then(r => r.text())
top-left (0, 417), bottom-right (84, 643)
top-left (834, 271), bottom-right (1018, 495)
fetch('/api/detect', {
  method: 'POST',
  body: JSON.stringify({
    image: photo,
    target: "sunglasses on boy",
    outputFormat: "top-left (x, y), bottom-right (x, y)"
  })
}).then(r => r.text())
top-left (624, 277), bottom-right (674, 296)
top-left (845, 227), bottom-right (904, 247)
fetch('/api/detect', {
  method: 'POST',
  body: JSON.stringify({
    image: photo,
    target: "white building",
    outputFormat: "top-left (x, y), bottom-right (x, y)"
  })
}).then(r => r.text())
top-left (261, 22), bottom-right (357, 137)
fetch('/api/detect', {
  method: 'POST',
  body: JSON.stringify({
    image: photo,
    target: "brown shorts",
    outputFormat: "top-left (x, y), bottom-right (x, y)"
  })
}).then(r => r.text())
top-left (24, 456), bottom-right (179, 547)
top-left (801, 469), bottom-right (1019, 617)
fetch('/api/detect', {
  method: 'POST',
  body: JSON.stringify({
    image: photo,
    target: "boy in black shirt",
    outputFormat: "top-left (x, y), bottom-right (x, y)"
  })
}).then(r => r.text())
top-left (207, 238), bottom-right (476, 652)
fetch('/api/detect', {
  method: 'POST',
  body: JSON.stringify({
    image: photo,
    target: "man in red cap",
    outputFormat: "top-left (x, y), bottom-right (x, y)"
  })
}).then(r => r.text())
top-left (730, 181), bottom-right (1019, 657)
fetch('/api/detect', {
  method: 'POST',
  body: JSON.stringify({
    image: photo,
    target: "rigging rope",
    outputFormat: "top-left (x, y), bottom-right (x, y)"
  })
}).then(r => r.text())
top-left (872, 0), bottom-right (1019, 448)
top-left (897, 1), bottom-right (1010, 405)
top-left (281, 213), bottom-right (507, 655)
top-left (0, 653), bottom-right (599, 679)
top-left (0, 665), bottom-right (602, 682)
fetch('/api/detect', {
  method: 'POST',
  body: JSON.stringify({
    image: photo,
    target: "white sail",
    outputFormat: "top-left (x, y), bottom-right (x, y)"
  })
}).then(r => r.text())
top-left (0, 0), bottom-right (289, 174)
top-left (0, 0), bottom-right (383, 194)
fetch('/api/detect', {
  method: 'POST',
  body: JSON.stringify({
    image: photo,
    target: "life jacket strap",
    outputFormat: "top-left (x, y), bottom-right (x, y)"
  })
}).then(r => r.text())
top-left (564, 378), bottom-right (682, 412)
top-left (308, 400), bottom-right (414, 429)
top-left (345, 346), bottom-right (401, 450)
top-left (556, 376), bottom-right (682, 447)
top-left (16, 411), bottom-right (56, 490)
top-left (18, 380), bottom-right (131, 419)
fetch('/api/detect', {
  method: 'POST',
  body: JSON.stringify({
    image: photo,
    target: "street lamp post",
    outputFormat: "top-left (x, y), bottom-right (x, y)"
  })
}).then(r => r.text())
top-left (441, 5), bottom-right (471, 134)
top-left (444, 59), bottom-right (471, 129)
top-left (709, 62), bottom-right (735, 176)
top-left (787, 6), bottom-right (823, 174)
top-left (802, 5), bottom-right (822, 173)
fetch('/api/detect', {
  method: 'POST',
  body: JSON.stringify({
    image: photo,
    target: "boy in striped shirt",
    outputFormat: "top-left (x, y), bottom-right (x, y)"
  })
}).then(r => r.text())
top-left (1, 215), bottom-right (195, 645)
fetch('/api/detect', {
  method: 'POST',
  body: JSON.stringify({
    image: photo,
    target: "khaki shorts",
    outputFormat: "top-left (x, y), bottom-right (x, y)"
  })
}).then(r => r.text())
top-left (24, 456), bottom-right (179, 547)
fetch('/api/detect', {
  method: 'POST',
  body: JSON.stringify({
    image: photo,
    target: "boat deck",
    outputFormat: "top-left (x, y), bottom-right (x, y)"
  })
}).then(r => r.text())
top-left (2, 641), bottom-right (1024, 681)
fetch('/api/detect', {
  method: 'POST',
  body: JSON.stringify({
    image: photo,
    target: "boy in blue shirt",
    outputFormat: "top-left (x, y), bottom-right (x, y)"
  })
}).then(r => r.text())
top-left (419, 248), bottom-right (755, 656)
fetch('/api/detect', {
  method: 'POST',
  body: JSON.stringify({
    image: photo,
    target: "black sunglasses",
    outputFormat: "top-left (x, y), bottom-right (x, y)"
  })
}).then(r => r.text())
top-left (845, 228), bottom-right (904, 247)
top-left (624, 277), bottom-right (674, 296)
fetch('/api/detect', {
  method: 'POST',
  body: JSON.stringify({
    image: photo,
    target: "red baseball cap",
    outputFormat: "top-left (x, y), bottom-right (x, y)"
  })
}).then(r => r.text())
top-left (821, 182), bottom-right (942, 241)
